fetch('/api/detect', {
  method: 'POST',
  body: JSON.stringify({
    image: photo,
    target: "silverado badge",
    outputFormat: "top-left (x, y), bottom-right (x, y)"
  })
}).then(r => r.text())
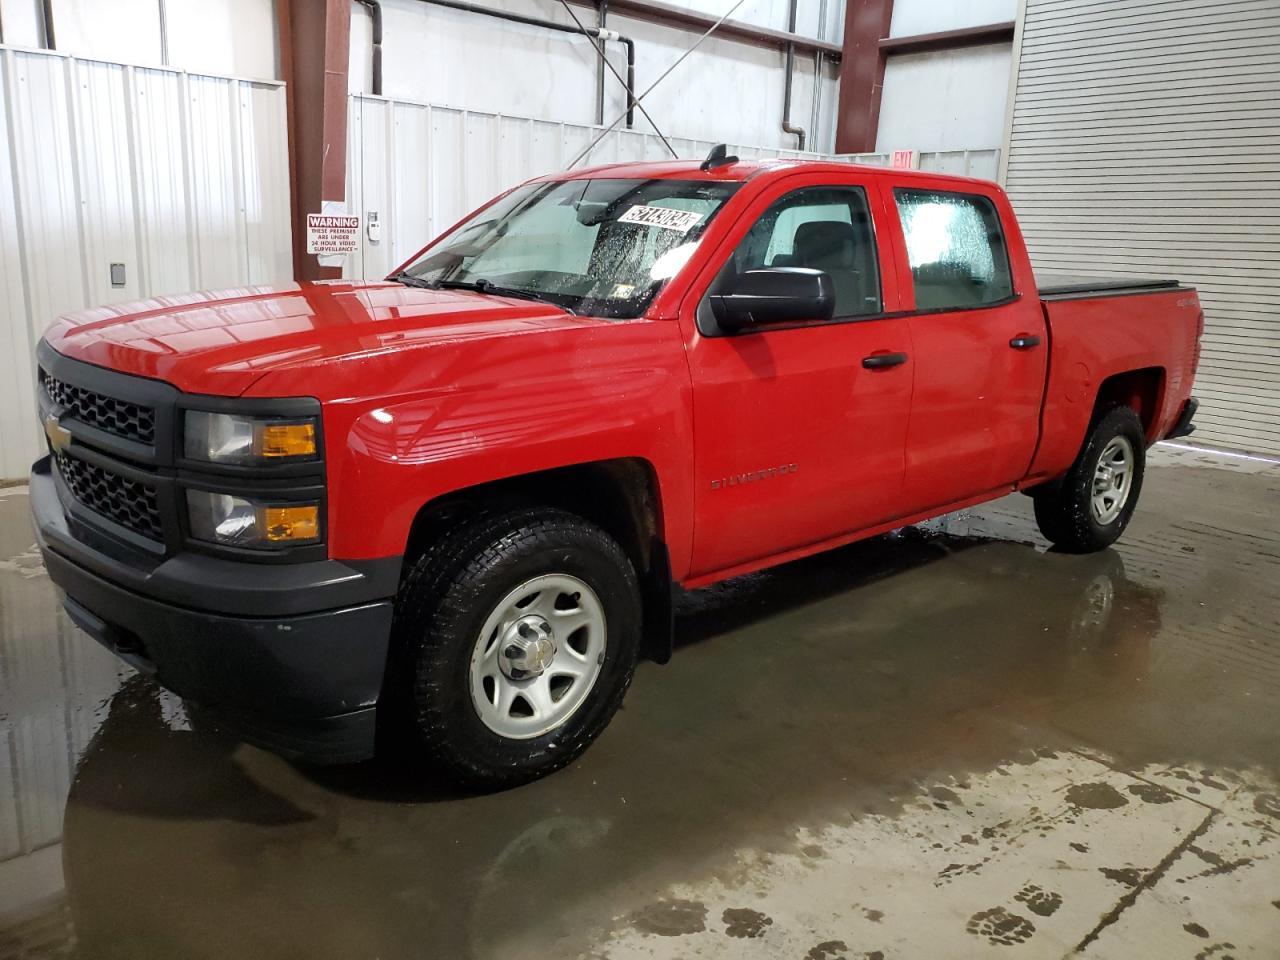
top-left (710, 463), bottom-right (799, 490)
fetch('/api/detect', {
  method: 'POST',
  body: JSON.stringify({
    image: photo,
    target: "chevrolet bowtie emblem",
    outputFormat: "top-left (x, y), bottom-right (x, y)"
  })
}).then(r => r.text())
top-left (44, 416), bottom-right (72, 454)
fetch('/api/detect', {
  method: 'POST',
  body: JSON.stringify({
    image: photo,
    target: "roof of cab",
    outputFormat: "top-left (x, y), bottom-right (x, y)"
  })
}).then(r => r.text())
top-left (545, 158), bottom-right (998, 190)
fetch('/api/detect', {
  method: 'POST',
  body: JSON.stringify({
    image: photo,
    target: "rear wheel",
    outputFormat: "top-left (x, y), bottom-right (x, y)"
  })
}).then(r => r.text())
top-left (389, 506), bottom-right (640, 788)
top-left (1033, 405), bottom-right (1146, 553)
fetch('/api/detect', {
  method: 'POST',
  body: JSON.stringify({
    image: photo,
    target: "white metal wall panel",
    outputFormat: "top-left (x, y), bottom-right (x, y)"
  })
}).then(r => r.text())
top-left (876, 45), bottom-right (1013, 154)
top-left (344, 93), bottom-right (1001, 279)
top-left (1004, 0), bottom-right (1280, 455)
top-left (133, 65), bottom-right (198, 295)
top-left (187, 75), bottom-right (248, 291)
top-left (73, 60), bottom-right (142, 306)
top-left (0, 0), bottom-right (280, 81)
top-left (835, 149), bottom-right (1003, 181)
top-left (349, 0), bottom-right (842, 153)
top-left (342, 94), bottom-right (911, 282)
top-left (239, 81), bottom-right (293, 287)
top-left (890, 0), bottom-right (1016, 37)
top-left (0, 46), bottom-right (292, 480)
top-left (0, 100), bottom-right (31, 490)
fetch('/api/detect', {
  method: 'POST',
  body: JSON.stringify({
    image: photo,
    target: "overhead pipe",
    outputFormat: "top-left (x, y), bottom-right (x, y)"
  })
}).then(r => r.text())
top-left (595, 1), bottom-right (635, 129)
top-left (354, 0), bottom-right (383, 95)
top-left (158, 0), bottom-right (170, 65)
top-left (375, 0), bottom-right (634, 126)
top-left (41, 0), bottom-right (56, 49)
top-left (780, 0), bottom-right (806, 150)
top-left (809, 48), bottom-right (822, 147)
top-left (595, 0), bottom-right (608, 125)
top-left (809, 0), bottom-right (827, 150)
top-left (617, 36), bottom-right (635, 128)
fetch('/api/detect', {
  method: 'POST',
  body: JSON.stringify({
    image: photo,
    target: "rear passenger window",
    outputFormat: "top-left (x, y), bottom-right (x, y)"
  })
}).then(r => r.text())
top-left (894, 189), bottom-right (1014, 310)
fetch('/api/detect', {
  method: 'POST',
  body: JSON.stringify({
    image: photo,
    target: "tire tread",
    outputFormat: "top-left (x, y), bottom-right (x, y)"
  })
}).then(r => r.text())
top-left (1033, 405), bottom-right (1146, 553)
top-left (389, 506), bottom-right (638, 788)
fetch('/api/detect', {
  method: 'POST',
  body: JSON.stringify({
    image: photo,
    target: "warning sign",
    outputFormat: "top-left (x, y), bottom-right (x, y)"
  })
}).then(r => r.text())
top-left (306, 213), bottom-right (360, 255)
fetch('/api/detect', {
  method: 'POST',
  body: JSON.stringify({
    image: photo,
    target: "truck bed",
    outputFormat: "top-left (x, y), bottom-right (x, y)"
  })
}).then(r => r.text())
top-left (1036, 272), bottom-right (1183, 300)
top-left (1027, 278), bottom-right (1201, 485)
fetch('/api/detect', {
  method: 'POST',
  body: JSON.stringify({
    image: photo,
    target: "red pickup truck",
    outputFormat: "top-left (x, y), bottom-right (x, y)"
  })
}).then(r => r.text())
top-left (31, 152), bottom-right (1202, 786)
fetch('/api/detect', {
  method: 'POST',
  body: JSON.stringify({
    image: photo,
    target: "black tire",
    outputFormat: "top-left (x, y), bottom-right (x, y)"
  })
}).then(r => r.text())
top-left (1033, 405), bottom-right (1146, 553)
top-left (388, 505), bottom-right (640, 788)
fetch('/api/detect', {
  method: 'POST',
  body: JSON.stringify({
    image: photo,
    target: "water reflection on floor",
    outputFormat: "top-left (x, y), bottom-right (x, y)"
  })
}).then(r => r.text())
top-left (1, 445), bottom-right (1278, 958)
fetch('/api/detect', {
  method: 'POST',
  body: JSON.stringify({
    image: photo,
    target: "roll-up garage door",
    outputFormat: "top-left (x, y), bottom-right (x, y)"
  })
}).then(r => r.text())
top-left (1003, 0), bottom-right (1280, 455)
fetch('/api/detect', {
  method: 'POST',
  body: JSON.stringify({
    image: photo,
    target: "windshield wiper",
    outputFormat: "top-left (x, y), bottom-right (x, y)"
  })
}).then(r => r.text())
top-left (390, 273), bottom-right (575, 315)
top-left (389, 271), bottom-right (433, 288)
top-left (435, 278), bottom-right (576, 315)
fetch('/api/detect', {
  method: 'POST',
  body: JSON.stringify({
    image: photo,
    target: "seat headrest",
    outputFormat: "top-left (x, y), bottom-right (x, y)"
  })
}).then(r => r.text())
top-left (793, 220), bottom-right (857, 268)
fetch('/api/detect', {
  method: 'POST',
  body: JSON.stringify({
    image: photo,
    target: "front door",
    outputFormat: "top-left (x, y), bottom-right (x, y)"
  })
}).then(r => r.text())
top-left (682, 175), bottom-right (914, 579)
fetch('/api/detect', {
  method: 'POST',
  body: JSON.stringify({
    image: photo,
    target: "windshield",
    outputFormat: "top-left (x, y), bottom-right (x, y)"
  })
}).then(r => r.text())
top-left (397, 178), bottom-right (741, 318)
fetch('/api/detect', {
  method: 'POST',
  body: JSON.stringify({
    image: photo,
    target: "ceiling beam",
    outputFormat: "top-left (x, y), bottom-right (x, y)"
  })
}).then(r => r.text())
top-left (834, 0), bottom-right (894, 154)
top-left (277, 0), bottom-right (352, 280)
top-left (595, 0), bottom-right (842, 58)
top-left (878, 21), bottom-right (1016, 55)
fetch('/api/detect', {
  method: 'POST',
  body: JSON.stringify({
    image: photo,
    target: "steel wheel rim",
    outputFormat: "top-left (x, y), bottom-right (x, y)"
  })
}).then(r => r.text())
top-left (1091, 436), bottom-right (1135, 525)
top-left (469, 573), bottom-right (607, 740)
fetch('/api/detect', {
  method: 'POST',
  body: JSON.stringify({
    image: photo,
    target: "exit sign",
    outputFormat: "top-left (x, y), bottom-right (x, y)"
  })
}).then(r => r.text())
top-left (891, 149), bottom-right (920, 169)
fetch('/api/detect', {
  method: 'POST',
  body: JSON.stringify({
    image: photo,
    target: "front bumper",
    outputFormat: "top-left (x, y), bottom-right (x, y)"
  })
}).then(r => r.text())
top-left (32, 459), bottom-right (400, 763)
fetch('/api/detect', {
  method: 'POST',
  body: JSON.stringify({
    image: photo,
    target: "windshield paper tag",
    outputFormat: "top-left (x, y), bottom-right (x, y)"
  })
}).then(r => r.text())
top-left (618, 205), bottom-right (704, 233)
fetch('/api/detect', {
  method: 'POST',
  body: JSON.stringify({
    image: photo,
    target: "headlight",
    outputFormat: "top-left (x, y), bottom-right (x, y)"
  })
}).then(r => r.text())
top-left (186, 490), bottom-right (321, 548)
top-left (184, 411), bottom-right (319, 464)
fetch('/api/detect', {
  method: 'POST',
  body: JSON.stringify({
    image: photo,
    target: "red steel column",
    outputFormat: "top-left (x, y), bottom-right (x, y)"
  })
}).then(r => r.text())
top-left (834, 0), bottom-right (894, 154)
top-left (277, 0), bottom-right (352, 280)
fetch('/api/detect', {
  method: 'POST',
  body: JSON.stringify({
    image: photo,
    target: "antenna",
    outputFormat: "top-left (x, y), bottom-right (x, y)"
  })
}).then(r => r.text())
top-left (700, 144), bottom-right (739, 172)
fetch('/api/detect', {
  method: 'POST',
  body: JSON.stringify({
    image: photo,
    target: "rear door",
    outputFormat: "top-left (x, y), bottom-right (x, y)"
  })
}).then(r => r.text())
top-left (884, 184), bottom-right (1048, 512)
top-left (681, 172), bottom-right (914, 579)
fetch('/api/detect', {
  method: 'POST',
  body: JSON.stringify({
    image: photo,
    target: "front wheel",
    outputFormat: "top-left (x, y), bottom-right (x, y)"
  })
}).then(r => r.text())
top-left (1033, 405), bottom-right (1146, 553)
top-left (390, 506), bottom-right (640, 788)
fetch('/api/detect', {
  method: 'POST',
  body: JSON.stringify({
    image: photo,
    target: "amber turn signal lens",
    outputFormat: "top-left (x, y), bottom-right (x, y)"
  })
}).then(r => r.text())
top-left (257, 422), bottom-right (317, 458)
top-left (262, 505), bottom-right (320, 542)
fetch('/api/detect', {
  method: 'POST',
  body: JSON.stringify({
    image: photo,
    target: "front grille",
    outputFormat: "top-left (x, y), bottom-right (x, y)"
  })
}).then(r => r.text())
top-left (40, 369), bottom-right (156, 445)
top-left (56, 454), bottom-right (164, 541)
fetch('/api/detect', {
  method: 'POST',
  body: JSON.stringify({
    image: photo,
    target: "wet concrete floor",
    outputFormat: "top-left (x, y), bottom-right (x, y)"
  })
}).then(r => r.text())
top-left (1, 443), bottom-right (1278, 959)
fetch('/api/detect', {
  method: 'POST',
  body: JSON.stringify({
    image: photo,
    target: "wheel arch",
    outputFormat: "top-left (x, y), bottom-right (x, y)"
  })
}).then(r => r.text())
top-left (401, 458), bottom-right (675, 664)
top-left (1093, 366), bottom-right (1166, 443)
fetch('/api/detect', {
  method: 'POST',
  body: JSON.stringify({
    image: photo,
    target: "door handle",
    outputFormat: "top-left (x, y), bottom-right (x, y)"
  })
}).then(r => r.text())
top-left (1010, 334), bottom-right (1042, 350)
top-left (862, 351), bottom-right (909, 370)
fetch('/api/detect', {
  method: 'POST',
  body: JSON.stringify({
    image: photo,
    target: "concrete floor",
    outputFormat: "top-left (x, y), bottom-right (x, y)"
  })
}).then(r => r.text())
top-left (1, 443), bottom-right (1278, 960)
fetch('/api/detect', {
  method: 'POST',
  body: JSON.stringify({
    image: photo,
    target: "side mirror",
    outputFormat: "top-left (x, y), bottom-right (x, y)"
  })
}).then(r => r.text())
top-left (708, 267), bottom-right (835, 333)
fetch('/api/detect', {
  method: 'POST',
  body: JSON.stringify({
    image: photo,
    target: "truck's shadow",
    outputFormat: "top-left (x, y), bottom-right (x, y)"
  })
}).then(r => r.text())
top-left (57, 523), bottom-right (1169, 960)
top-left (671, 525), bottom-right (1036, 648)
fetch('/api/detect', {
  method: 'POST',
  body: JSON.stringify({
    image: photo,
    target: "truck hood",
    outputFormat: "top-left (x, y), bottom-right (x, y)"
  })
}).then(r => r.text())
top-left (43, 281), bottom-right (593, 396)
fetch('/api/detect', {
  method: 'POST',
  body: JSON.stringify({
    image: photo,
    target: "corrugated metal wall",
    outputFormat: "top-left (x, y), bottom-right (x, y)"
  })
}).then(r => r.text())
top-left (343, 95), bottom-right (821, 281)
top-left (0, 46), bottom-right (292, 480)
top-left (1004, 0), bottom-right (1280, 455)
top-left (343, 93), bottom-right (1000, 280)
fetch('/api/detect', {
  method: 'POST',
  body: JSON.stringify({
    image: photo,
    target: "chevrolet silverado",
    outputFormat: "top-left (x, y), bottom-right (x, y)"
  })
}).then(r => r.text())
top-left (31, 150), bottom-right (1202, 786)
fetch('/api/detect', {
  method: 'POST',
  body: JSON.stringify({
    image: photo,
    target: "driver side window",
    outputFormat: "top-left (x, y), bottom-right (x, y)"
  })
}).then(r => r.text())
top-left (725, 186), bottom-right (882, 318)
